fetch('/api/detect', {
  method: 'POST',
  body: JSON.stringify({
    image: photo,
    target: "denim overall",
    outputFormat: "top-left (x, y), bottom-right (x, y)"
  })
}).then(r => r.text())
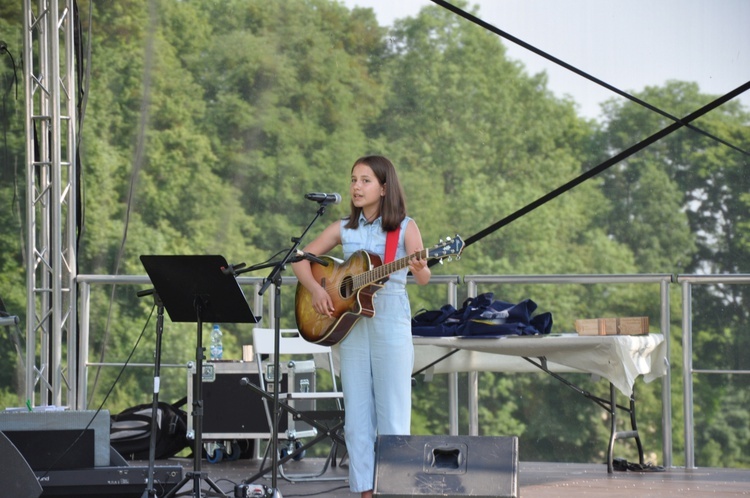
top-left (338, 215), bottom-right (414, 492)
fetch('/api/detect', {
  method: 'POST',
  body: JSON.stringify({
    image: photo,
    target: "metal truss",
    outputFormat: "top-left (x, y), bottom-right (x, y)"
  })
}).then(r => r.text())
top-left (23, 0), bottom-right (78, 408)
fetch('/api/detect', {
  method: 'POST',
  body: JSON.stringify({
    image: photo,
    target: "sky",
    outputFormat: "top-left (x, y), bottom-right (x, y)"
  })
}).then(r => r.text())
top-left (340, 0), bottom-right (750, 120)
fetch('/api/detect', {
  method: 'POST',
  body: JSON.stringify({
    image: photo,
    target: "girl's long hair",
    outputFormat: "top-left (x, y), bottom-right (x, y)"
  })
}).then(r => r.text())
top-left (344, 155), bottom-right (406, 232)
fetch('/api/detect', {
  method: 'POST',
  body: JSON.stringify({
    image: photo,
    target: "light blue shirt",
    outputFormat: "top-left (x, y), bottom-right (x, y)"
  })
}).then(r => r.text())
top-left (340, 215), bottom-right (411, 292)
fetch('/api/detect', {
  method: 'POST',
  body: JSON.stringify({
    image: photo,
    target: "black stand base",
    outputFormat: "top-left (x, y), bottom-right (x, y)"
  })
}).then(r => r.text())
top-left (164, 471), bottom-right (226, 498)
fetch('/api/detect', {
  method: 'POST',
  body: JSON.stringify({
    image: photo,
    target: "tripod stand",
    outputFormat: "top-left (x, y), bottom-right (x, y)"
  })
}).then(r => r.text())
top-left (140, 255), bottom-right (258, 498)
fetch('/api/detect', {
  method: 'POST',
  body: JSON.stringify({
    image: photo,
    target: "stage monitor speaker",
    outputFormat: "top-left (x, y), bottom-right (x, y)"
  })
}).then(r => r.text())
top-left (374, 435), bottom-right (519, 498)
top-left (4, 428), bottom-right (96, 470)
top-left (0, 410), bottom-right (110, 467)
top-left (0, 431), bottom-right (43, 498)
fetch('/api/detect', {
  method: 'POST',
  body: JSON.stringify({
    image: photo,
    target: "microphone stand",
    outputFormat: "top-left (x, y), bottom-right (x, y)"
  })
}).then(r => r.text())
top-left (229, 200), bottom-right (334, 496)
top-left (135, 288), bottom-right (165, 498)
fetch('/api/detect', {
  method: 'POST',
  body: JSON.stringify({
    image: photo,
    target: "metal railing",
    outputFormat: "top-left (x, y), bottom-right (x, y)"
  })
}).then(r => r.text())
top-left (76, 274), bottom-right (460, 409)
top-left (676, 274), bottom-right (750, 469)
top-left (463, 274), bottom-right (674, 468)
top-left (77, 274), bottom-right (265, 409)
top-left (74, 272), bottom-right (750, 469)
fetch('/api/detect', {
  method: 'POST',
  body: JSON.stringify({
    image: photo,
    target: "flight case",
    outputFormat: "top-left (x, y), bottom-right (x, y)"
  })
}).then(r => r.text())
top-left (186, 359), bottom-right (316, 441)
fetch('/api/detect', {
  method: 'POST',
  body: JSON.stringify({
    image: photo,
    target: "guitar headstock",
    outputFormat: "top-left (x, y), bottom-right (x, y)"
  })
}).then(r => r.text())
top-left (429, 235), bottom-right (465, 263)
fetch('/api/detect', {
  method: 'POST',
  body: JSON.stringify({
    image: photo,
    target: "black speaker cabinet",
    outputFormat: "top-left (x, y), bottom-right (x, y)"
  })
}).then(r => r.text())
top-left (3, 428), bottom-right (96, 470)
top-left (374, 435), bottom-right (519, 498)
top-left (0, 410), bottom-right (110, 467)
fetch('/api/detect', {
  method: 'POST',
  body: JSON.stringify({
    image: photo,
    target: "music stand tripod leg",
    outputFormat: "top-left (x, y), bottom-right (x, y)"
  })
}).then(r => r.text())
top-left (164, 315), bottom-right (227, 497)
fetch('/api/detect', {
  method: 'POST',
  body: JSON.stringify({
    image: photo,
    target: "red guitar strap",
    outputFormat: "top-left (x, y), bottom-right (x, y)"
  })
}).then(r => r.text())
top-left (385, 227), bottom-right (401, 263)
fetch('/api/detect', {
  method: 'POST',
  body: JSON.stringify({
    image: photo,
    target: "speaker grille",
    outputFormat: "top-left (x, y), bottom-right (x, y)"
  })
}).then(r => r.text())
top-left (374, 435), bottom-right (519, 498)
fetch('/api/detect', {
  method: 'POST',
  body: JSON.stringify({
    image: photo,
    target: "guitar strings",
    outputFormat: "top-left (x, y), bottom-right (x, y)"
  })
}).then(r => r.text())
top-left (313, 250), bottom-right (430, 296)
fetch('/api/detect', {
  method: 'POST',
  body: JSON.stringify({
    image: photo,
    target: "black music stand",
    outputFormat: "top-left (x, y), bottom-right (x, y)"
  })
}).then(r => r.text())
top-left (140, 255), bottom-right (258, 498)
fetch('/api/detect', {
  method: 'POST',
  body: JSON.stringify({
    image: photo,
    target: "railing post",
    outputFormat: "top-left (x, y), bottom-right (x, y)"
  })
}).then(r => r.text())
top-left (449, 278), bottom-right (459, 435)
top-left (681, 280), bottom-right (695, 469)
top-left (660, 278), bottom-right (673, 468)
top-left (465, 279), bottom-right (479, 435)
top-left (78, 281), bottom-right (91, 410)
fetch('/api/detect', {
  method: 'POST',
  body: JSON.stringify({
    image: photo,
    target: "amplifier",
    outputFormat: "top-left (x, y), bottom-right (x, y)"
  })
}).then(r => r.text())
top-left (186, 359), bottom-right (316, 440)
top-left (35, 464), bottom-right (183, 497)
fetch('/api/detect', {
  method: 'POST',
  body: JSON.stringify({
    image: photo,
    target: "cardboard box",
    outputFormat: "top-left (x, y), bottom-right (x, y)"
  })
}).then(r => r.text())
top-left (575, 316), bottom-right (649, 336)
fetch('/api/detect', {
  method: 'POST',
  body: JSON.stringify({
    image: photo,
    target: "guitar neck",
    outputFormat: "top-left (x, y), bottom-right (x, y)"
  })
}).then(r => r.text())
top-left (354, 249), bottom-right (429, 290)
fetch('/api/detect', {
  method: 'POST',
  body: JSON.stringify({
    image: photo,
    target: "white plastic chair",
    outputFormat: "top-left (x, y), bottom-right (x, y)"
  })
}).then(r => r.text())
top-left (251, 328), bottom-right (346, 482)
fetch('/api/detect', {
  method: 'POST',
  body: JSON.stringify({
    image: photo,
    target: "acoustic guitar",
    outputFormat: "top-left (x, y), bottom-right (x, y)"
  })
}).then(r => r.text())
top-left (295, 235), bottom-right (464, 345)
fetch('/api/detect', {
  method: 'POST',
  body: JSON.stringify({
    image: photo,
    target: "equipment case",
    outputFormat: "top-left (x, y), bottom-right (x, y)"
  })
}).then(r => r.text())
top-left (186, 359), bottom-right (316, 440)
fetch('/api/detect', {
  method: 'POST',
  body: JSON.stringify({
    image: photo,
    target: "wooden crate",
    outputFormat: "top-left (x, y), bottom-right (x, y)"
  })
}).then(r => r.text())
top-left (574, 316), bottom-right (649, 336)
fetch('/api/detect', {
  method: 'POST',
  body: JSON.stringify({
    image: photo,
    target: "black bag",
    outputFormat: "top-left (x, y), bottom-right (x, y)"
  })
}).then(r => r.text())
top-left (412, 292), bottom-right (553, 337)
top-left (110, 397), bottom-right (189, 460)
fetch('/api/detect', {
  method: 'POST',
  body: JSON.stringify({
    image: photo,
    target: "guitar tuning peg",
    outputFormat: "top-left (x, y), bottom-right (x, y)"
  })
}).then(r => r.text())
top-left (446, 236), bottom-right (452, 241)
top-left (438, 259), bottom-right (444, 265)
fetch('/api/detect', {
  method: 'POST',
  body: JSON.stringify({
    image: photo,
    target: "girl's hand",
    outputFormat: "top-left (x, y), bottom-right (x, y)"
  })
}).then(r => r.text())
top-left (311, 286), bottom-right (335, 317)
top-left (408, 252), bottom-right (428, 274)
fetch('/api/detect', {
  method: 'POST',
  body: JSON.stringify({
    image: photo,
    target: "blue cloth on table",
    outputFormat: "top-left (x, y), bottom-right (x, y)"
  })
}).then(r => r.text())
top-left (411, 292), bottom-right (553, 337)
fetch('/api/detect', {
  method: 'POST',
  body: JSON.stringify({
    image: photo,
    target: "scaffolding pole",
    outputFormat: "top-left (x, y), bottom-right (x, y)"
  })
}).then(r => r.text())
top-left (23, 0), bottom-right (78, 408)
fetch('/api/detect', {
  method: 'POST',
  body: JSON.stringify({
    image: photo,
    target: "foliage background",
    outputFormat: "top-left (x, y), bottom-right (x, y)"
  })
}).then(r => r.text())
top-left (1, 0), bottom-right (748, 467)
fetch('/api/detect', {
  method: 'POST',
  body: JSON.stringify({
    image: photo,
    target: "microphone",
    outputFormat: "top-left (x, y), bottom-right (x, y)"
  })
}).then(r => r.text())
top-left (294, 250), bottom-right (329, 266)
top-left (305, 192), bottom-right (341, 204)
top-left (240, 377), bottom-right (250, 386)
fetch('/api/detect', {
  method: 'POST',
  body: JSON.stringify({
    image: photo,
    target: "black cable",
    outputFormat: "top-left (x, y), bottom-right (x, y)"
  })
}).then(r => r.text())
top-left (430, 0), bottom-right (749, 157)
top-left (1, 40), bottom-right (21, 220)
top-left (0, 40), bottom-right (19, 99)
top-left (74, 0), bottom-right (91, 253)
top-left (91, 0), bottom-right (159, 403)
top-left (36, 305), bottom-right (155, 480)
top-left (72, 0), bottom-right (92, 418)
top-left (430, 79), bottom-right (750, 258)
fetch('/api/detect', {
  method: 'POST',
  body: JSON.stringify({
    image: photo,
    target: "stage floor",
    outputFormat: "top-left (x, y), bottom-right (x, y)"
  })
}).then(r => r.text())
top-left (145, 457), bottom-right (750, 497)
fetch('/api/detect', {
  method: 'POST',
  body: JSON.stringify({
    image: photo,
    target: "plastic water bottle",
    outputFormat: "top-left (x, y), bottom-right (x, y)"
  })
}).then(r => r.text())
top-left (209, 324), bottom-right (223, 361)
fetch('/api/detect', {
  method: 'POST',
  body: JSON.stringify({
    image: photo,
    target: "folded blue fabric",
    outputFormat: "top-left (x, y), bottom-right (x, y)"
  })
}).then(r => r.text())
top-left (411, 292), bottom-right (553, 337)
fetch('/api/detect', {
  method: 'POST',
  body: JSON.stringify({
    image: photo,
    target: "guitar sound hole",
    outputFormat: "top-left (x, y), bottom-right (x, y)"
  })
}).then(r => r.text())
top-left (340, 276), bottom-right (354, 299)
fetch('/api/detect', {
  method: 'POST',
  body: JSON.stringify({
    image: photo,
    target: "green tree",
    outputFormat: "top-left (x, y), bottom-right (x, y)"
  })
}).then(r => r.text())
top-left (184, 0), bottom-right (387, 257)
top-left (0, 1), bottom-right (28, 407)
top-left (375, 2), bottom-right (653, 462)
top-left (598, 81), bottom-right (750, 466)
